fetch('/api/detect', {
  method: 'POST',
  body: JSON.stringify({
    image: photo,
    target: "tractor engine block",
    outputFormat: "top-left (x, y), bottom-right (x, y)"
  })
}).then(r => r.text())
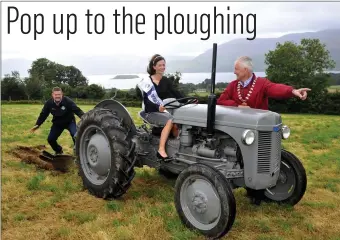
top-left (178, 125), bottom-right (241, 165)
top-left (192, 144), bottom-right (219, 158)
top-left (191, 139), bottom-right (238, 162)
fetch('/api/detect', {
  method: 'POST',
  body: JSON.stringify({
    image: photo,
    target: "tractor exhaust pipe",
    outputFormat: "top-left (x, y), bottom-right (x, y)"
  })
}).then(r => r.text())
top-left (206, 43), bottom-right (217, 138)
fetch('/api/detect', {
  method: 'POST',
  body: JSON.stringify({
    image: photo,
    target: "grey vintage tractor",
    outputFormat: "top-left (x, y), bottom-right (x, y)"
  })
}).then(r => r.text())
top-left (74, 44), bottom-right (307, 239)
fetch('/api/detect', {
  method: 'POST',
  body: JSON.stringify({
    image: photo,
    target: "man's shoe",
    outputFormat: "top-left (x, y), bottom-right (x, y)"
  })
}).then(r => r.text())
top-left (55, 150), bottom-right (63, 156)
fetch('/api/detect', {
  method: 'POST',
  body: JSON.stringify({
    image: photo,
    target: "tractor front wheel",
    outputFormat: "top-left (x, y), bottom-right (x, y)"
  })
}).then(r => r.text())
top-left (75, 108), bottom-right (136, 199)
top-left (174, 163), bottom-right (236, 239)
top-left (264, 149), bottom-right (307, 205)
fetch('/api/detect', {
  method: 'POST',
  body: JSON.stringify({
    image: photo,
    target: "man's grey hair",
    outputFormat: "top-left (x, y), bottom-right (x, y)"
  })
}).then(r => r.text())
top-left (235, 56), bottom-right (253, 73)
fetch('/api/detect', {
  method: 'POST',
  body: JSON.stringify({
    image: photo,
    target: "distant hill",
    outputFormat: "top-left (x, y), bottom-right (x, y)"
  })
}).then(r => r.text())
top-left (180, 29), bottom-right (340, 72)
top-left (2, 29), bottom-right (340, 77)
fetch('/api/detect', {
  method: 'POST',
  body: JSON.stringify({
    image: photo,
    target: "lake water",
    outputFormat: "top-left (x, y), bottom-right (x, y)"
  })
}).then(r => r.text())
top-left (86, 72), bottom-right (266, 89)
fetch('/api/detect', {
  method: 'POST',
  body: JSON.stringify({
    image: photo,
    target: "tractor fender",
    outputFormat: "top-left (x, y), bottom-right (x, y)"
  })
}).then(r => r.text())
top-left (94, 99), bottom-right (137, 135)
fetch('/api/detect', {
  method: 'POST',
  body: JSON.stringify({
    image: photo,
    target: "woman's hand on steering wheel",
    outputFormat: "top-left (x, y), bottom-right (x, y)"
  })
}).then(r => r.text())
top-left (163, 97), bottom-right (199, 108)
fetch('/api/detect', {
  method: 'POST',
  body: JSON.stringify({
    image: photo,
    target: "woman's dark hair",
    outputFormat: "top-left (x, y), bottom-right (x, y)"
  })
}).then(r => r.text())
top-left (147, 54), bottom-right (165, 75)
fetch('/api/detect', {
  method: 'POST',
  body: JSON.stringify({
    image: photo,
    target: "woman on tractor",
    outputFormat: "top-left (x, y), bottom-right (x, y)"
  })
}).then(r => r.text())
top-left (138, 54), bottom-right (184, 162)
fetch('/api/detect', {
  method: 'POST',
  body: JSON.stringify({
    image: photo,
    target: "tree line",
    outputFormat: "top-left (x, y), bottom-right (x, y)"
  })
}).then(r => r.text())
top-left (0, 60), bottom-right (230, 102)
top-left (1, 58), bottom-right (108, 101)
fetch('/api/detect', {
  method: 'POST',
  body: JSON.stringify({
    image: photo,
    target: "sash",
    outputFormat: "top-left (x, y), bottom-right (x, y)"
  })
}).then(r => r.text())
top-left (137, 76), bottom-right (163, 110)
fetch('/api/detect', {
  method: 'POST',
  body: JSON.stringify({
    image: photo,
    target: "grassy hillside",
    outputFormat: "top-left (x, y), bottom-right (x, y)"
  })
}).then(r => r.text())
top-left (2, 104), bottom-right (340, 240)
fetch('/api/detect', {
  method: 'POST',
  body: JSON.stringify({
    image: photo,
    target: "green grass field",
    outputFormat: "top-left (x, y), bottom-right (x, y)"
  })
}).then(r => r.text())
top-left (328, 85), bottom-right (340, 93)
top-left (2, 104), bottom-right (340, 240)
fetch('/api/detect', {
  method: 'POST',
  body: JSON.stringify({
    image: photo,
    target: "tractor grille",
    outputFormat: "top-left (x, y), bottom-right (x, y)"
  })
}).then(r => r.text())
top-left (258, 131), bottom-right (271, 173)
top-left (274, 130), bottom-right (282, 168)
top-left (257, 130), bottom-right (281, 174)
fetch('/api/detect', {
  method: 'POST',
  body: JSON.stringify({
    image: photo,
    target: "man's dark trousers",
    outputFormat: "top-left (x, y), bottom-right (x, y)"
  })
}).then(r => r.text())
top-left (47, 121), bottom-right (77, 154)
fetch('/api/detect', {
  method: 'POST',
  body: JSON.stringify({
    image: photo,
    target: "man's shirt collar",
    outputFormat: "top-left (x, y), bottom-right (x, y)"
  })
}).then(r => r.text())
top-left (240, 74), bottom-right (254, 88)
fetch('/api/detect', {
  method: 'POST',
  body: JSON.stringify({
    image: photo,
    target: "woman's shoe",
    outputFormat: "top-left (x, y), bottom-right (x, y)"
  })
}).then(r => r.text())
top-left (157, 151), bottom-right (173, 163)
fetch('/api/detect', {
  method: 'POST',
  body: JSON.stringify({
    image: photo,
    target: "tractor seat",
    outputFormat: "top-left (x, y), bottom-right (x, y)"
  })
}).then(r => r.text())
top-left (138, 110), bottom-right (164, 128)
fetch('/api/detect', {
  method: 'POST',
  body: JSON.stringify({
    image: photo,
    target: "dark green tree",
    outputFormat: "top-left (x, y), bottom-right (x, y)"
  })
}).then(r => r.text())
top-left (265, 38), bottom-right (337, 113)
top-left (28, 58), bottom-right (58, 87)
top-left (265, 38), bottom-right (336, 92)
top-left (86, 84), bottom-right (106, 99)
top-left (23, 75), bottom-right (44, 100)
top-left (1, 71), bottom-right (26, 100)
top-left (63, 65), bottom-right (88, 87)
top-left (164, 71), bottom-right (182, 90)
top-left (28, 58), bottom-right (88, 88)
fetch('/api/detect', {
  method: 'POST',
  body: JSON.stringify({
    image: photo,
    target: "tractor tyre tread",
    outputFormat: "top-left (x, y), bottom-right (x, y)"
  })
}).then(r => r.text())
top-left (75, 107), bottom-right (136, 199)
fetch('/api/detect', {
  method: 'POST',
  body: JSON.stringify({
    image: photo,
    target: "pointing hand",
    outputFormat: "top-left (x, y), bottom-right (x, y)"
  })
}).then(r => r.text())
top-left (292, 88), bottom-right (311, 100)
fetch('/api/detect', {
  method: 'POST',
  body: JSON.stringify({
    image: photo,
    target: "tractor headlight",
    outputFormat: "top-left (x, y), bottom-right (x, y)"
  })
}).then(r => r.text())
top-left (242, 130), bottom-right (255, 145)
top-left (282, 125), bottom-right (290, 139)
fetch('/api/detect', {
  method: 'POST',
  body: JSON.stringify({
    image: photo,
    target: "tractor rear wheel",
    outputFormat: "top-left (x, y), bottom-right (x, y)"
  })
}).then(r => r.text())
top-left (174, 163), bottom-right (236, 239)
top-left (75, 108), bottom-right (136, 199)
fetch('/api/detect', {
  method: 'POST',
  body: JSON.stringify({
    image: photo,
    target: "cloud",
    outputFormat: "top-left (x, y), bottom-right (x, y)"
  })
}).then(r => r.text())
top-left (252, 2), bottom-right (340, 33)
top-left (1, 2), bottom-right (340, 59)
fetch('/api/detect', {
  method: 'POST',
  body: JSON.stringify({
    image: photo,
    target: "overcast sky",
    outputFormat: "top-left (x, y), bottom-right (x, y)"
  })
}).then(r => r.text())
top-left (2, 1), bottom-right (340, 60)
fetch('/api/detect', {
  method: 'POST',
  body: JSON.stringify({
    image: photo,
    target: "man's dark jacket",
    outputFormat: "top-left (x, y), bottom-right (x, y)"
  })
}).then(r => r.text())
top-left (35, 96), bottom-right (84, 127)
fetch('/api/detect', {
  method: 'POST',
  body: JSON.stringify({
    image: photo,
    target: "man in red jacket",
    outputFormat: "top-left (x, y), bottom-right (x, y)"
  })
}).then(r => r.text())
top-left (217, 56), bottom-right (311, 110)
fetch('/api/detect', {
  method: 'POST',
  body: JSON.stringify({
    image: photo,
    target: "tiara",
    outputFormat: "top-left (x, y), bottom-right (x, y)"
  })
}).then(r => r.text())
top-left (153, 55), bottom-right (164, 65)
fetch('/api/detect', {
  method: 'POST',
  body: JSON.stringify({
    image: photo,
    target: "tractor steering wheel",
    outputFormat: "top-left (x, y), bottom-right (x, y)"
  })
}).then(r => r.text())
top-left (163, 97), bottom-right (199, 108)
